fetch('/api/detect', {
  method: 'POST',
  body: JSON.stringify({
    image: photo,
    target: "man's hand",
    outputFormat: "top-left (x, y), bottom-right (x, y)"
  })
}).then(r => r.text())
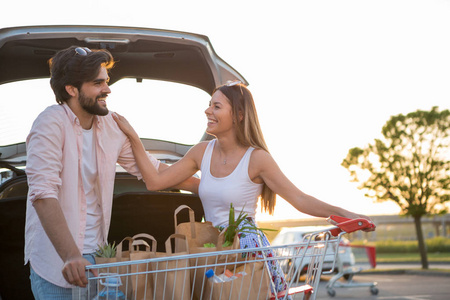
top-left (33, 198), bottom-right (99, 286)
top-left (62, 256), bottom-right (98, 287)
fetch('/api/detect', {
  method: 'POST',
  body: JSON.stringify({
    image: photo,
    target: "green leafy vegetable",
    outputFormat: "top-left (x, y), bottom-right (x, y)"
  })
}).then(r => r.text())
top-left (95, 242), bottom-right (117, 258)
top-left (221, 203), bottom-right (276, 247)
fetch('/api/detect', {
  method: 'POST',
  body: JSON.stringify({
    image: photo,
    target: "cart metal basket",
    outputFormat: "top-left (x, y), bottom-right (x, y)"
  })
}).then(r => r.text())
top-left (73, 216), bottom-right (374, 300)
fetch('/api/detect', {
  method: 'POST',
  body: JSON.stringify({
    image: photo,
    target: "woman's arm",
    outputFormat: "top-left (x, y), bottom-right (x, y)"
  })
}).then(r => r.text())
top-left (158, 163), bottom-right (200, 194)
top-left (252, 150), bottom-right (372, 222)
top-left (113, 113), bottom-right (200, 191)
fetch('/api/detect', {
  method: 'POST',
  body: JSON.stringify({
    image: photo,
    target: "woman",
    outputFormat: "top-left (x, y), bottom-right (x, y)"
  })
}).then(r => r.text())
top-left (113, 81), bottom-right (374, 293)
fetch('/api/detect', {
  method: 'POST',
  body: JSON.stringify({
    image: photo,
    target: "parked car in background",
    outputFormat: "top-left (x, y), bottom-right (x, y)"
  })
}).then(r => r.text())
top-left (272, 226), bottom-right (355, 280)
top-left (0, 25), bottom-right (247, 300)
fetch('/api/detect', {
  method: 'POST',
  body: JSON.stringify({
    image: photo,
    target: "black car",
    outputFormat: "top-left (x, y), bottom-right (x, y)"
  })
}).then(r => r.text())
top-left (0, 25), bottom-right (247, 300)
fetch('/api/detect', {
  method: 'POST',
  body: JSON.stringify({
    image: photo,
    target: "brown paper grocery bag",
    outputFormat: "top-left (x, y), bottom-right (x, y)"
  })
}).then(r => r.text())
top-left (202, 260), bottom-right (270, 300)
top-left (148, 233), bottom-right (191, 300)
top-left (189, 230), bottom-right (240, 300)
top-left (174, 205), bottom-right (220, 252)
top-left (129, 234), bottom-right (156, 300)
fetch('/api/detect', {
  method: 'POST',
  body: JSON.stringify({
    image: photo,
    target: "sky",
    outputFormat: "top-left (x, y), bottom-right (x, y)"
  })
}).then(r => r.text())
top-left (1, 0), bottom-right (449, 221)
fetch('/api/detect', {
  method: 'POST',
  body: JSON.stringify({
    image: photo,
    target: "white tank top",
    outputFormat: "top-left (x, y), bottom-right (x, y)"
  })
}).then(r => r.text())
top-left (198, 139), bottom-right (263, 227)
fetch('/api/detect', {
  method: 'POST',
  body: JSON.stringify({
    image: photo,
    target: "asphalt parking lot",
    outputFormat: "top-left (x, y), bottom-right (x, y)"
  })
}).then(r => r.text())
top-left (288, 269), bottom-right (450, 300)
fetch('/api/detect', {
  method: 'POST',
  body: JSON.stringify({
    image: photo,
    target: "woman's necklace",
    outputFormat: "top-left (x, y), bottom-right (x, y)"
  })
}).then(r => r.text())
top-left (218, 142), bottom-right (244, 165)
top-left (218, 147), bottom-right (229, 165)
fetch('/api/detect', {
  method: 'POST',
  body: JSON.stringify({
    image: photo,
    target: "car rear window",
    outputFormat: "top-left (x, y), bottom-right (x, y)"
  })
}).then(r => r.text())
top-left (0, 78), bottom-right (210, 146)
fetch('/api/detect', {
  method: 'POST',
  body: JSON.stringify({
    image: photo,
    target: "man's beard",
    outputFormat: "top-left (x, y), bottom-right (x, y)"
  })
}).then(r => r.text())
top-left (79, 91), bottom-right (109, 116)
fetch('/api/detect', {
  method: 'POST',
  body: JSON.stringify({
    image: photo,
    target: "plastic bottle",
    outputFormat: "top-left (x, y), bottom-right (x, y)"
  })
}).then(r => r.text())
top-left (205, 269), bottom-right (244, 283)
top-left (205, 269), bottom-right (225, 283)
top-left (93, 274), bottom-right (126, 300)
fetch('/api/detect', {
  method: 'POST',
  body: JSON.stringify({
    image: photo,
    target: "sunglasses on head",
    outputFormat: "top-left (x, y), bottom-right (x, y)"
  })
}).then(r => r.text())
top-left (74, 47), bottom-right (92, 56)
top-left (226, 80), bottom-right (242, 87)
top-left (225, 80), bottom-right (245, 96)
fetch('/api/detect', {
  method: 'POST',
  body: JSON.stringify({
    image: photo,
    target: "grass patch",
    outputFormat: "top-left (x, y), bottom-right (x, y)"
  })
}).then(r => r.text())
top-left (376, 252), bottom-right (450, 263)
top-left (351, 237), bottom-right (450, 263)
top-left (352, 237), bottom-right (450, 253)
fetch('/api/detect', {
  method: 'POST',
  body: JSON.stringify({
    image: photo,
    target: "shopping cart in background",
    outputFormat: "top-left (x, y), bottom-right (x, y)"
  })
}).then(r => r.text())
top-left (325, 216), bottom-right (379, 297)
top-left (73, 216), bottom-right (374, 300)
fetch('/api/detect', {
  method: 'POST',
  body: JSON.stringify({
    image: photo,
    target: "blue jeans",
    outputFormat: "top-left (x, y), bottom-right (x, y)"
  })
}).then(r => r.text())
top-left (30, 253), bottom-right (97, 300)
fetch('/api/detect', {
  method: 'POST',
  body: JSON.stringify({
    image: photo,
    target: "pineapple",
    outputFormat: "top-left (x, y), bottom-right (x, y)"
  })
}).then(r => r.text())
top-left (95, 242), bottom-right (117, 258)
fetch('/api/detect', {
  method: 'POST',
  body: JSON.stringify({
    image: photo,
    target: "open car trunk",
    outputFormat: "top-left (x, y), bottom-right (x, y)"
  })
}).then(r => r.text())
top-left (0, 25), bottom-right (247, 300)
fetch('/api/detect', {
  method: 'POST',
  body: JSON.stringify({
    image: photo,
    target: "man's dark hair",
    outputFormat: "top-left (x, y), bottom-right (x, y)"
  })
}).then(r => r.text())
top-left (49, 46), bottom-right (115, 104)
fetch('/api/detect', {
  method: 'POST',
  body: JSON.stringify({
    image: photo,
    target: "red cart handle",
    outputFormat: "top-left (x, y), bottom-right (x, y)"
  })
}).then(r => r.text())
top-left (327, 215), bottom-right (375, 236)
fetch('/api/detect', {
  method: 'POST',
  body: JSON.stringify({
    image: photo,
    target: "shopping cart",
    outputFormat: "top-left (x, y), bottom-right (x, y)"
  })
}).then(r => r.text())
top-left (73, 216), bottom-right (374, 300)
top-left (325, 241), bottom-right (378, 297)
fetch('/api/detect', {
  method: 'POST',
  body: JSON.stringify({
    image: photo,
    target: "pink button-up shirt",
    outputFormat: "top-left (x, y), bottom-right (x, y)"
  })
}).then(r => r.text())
top-left (25, 104), bottom-right (159, 288)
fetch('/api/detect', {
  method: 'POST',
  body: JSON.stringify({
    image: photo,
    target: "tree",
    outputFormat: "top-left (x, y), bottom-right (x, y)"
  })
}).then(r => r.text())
top-left (342, 107), bottom-right (450, 269)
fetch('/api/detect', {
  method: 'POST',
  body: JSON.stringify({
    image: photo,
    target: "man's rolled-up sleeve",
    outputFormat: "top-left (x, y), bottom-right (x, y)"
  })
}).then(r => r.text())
top-left (26, 112), bottom-right (64, 203)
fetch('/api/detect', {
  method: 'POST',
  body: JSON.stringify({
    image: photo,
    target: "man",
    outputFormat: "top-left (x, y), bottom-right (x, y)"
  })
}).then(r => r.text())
top-left (25, 46), bottom-right (198, 299)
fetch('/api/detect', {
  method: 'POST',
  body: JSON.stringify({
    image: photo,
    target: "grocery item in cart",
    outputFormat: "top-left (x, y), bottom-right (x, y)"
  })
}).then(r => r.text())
top-left (202, 260), bottom-right (270, 300)
top-left (205, 268), bottom-right (246, 283)
top-left (148, 234), bottom-right (191, 300)
top-left (174, 205), bottom-right (220, 252)
top-left (93, 273), bottom-right (125, 300)
top-left (94, 237), bottom-right (137, 299)
top-left (189, 230), bottom-right (240, 299)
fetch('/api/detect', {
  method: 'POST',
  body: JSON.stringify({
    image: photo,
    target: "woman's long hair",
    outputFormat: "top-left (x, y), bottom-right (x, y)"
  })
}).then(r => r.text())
top-left (213, 82), bottom-right (276, 214)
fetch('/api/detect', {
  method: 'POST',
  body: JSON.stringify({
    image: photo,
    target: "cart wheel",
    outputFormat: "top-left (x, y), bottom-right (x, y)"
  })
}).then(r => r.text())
top-left (370, 286), bottom-right (379, 295)
top-left (327, 288), bottom-right (336, 297)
